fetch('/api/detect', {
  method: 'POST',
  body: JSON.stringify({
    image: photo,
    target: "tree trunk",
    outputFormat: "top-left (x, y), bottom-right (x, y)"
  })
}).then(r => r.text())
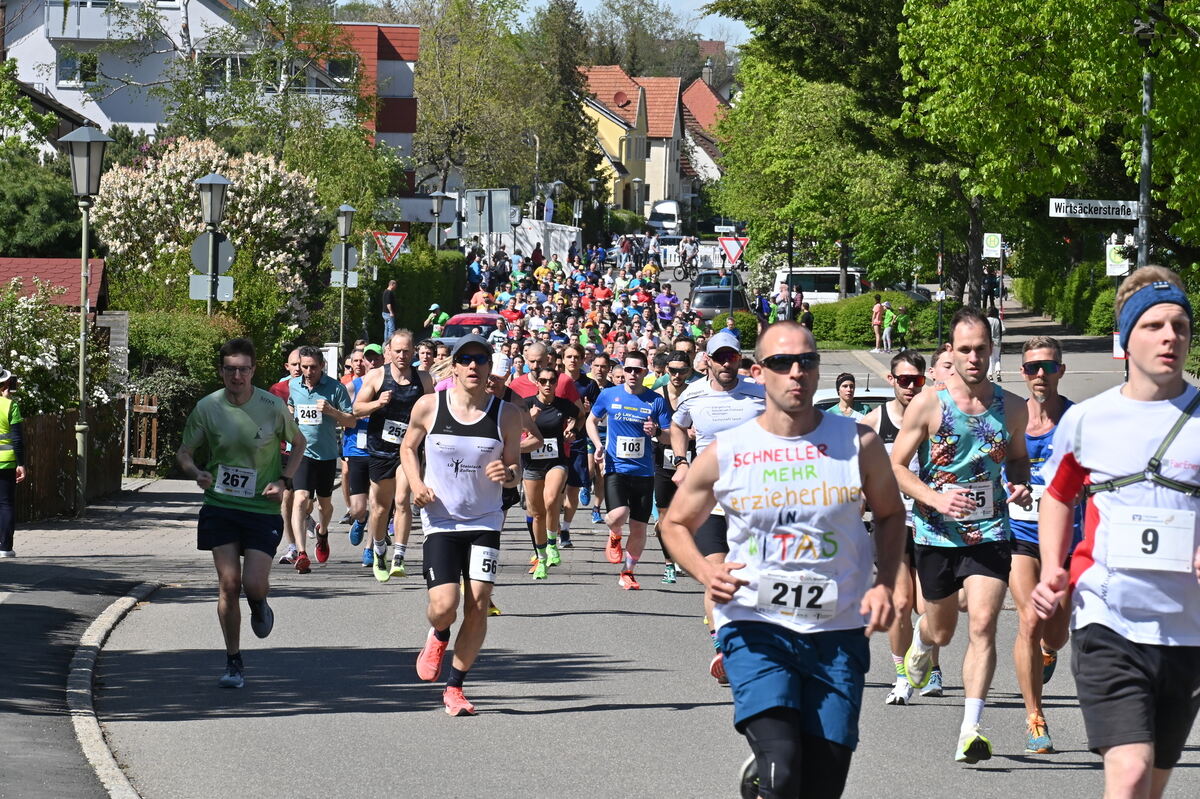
top-left (965, 194), bottom-right (983, 307)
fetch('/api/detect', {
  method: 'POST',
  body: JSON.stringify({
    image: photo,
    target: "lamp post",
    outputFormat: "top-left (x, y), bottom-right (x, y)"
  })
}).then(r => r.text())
top-left (336, 204), bottom-right (355, 353)
top-left (59, 125), bottom-right (113, 516)
top-left (1133, 10), bottom-right (1156, 267)
top-left (430, 191), bottom-right (448, 250)
top-left (474, 192), bottom-right (487, 242)
top-left (509, 186), bottom-right (522, 253)
top-left (195, 173), bottom-right (231, 316)
top-left (631, 177), bottom-right (642, 216)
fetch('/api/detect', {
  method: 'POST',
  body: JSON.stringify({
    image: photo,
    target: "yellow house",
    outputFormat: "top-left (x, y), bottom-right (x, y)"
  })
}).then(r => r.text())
top-left (581, 66), bottom-right (649, 212)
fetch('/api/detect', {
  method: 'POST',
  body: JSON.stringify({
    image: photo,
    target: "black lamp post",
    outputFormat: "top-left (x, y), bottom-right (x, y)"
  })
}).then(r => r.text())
top-left (195, 173), bottom-right (232, 316)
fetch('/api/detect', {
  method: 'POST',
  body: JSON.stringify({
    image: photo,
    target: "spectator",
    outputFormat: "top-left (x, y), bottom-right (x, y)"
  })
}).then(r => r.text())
top-left (381, 279), bottom-right (397, 341)
top-left (882, 301), bottom-right (895, 352)
top-left (0, 367), bottom-right (25, 558)
top-left (871, 294), bottom-right (884, 352)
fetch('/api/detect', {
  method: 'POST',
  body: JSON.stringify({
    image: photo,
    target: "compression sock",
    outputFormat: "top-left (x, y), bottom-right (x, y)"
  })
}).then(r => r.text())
top-left (962, 698), bottom-right (985, 732)
top-left (373, 538), bottom-right (388, 556)
top-left (547, 532), bottom-right (558, 546)
top-left (536, 545), bottom-right (547, 561)
top-left (624, 553), bottom-right (638, 572)
top-left (892, 653), bottom-right (906, 676)
top-left (447, 667), bottom-right (468, 689)
top-left (227, 651), bottom-right (242, 666)
top-left (394, 544), bottom-right (407, 561)
top-left (433, 628), bottom-right (451, 643)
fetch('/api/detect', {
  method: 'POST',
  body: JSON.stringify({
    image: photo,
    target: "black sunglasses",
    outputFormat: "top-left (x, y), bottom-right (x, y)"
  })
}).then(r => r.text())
top-left (668, 366), bottom-right (691, 375)
top-left (761, 353), bottom-right (821, 373)
top-left (1021, 360), bottom-right (1061, 376)
top-left (453, 353), bottom-right (490, 366)
top-left (536, 376), bottom-right (556, 385)
top-left (623, 365), bottom-right (647, 374)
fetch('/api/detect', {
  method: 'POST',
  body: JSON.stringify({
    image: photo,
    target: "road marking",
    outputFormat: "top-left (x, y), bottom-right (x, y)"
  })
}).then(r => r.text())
top-left (851, 350), bottom-right (891, 382)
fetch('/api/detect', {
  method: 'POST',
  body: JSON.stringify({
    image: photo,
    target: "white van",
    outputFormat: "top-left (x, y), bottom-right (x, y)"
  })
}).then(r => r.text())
top-left (771, 267), bottom-right (865, 305)
top-left (647, 200), bottom-right (682, 234)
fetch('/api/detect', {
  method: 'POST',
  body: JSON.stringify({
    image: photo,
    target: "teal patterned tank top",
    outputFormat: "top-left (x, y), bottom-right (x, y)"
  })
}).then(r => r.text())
top-left (913, 388), bottom-right (1012, 547)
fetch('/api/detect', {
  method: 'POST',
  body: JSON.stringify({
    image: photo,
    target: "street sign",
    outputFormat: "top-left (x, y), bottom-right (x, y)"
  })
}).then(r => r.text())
top-left (188, 274), bottom-right (234, 301)
top-left (372, 231), bottom-right (408, 263)
top-left (718, 236), bottom-right (749, 264)
top-left (1048, 198), bottom-right (1138, 220)
top-left (330, 270), bottom-right (359, 288)
top-left (714, 225), bottom-right (736, 234)
top-left (190, 231), bottom-right (235, 275)
top-left (982, 232), bottom-right (1002, 259)
top-left (331, 245), bottom-right (358, 271)
top-left (1106, 244), bottom-right (1132, 276)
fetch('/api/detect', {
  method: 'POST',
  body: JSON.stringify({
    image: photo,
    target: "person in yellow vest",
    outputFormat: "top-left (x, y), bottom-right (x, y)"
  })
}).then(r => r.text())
top-left (0, 367), bottom-right (27, 558)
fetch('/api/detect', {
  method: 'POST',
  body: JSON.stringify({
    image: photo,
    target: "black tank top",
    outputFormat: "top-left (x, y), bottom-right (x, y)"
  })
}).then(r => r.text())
top-left (877, 401), bottom-right (901, 445)
top-left (366, 366), bottom-right (428, 456)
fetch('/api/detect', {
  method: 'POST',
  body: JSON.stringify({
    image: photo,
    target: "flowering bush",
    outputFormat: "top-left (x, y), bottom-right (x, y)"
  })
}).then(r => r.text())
top-left (0, 278), bottom-right (112, 415)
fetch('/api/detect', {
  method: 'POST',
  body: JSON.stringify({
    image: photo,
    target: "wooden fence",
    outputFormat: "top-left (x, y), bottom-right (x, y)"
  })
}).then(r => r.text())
top-left (14, 398), bottom-right (125, 522)
top-left (129, 393), bottom-right (160, 473)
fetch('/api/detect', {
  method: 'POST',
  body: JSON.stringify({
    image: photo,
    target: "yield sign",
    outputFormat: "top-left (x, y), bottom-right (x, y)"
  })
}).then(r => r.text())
top-left (372, 231), bottom-right (408, 263)
top-left (718, 236), bottom-right (749, 264)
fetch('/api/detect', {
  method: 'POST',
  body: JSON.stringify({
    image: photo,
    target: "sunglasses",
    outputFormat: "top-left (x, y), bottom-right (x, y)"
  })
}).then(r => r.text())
top-left (536, 377), bottom-right (555, 385)
top-left (710, 349), bottom-right (741, 365)
top-left (668, 366), bottom-right (691, 375)
top-left (624, 365), bottom-right (647, 374)
top-left (760, 353), bottom-right (821, 373)
top-left (453, 353), bottom-right (490, 366)
top-left (1021, 360), bottom-right (1062, 376)
top-left (892, 374), bottom-right (927, 389)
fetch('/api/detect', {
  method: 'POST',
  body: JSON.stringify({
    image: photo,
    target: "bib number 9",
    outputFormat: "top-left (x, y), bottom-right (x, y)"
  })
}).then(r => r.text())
top-left (1108, 507), bottom-right (1194, 573)
top-left (468, 545), bottom-right (500, 583)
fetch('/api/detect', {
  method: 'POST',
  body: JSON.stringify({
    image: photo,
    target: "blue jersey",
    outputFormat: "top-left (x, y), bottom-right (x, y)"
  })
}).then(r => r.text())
top-left (1009, 399), bottom-right (1084, 547)
top-left (342, 376), bottom-right (370, 458)
top-left (590, 385), bottom-right (672, 477)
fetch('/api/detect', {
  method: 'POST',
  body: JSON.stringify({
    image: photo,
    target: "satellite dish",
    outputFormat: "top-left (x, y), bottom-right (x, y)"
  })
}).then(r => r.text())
top-left (613, 90), bottom-right (629, 107)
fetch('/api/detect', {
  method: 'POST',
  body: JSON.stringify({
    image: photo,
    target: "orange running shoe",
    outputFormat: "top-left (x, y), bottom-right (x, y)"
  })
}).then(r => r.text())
top-left (606, 534), bottom-right (623, 564)
top-left (528, 554), bottom-right (539, 574)
top-left (416, 628), bottom-right (448, 682)
top-left (443, 686), bottom-right (477, 716)
top-left (618, 570), bottom-right (640, 590)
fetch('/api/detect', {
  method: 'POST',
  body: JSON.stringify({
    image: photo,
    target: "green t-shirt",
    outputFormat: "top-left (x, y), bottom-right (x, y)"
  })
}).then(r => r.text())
top-left (895, 313), bottom-right (910, 333)
top-left (181, 387), bottom-right (301, 515)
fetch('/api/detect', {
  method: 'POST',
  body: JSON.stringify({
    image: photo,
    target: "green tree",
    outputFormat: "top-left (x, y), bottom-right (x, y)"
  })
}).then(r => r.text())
top-left (0, 59), bottom-right (59, 147)
top-left (585, 0), bottom-right (700, 78)
top-left (0, 147), bottom-right (80, 258)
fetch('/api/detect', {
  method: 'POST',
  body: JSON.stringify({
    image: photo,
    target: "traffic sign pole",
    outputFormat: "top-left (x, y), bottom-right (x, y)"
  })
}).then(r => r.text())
top-left (339, 239), bottom-right (348, 355)
top-left (207, 224), bottom-right (216, 316)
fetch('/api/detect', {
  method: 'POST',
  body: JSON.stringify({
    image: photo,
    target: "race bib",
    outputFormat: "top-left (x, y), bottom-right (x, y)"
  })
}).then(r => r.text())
top-left (531, 439), bottom-right (560, 460)
top-left (295, 404), bottom-right (320, 424)
top-left (756, 570), bottom-right (838, 622)
top-left (382, 419), bottom-right (407, 444)
top-left (944, 480), bottom-right (994, 522)
top-left (1107, 506), bottom-right (1195, 573)
top-left (356, 430), bottom-right (367, 450)
top-left (615, 435), bottom-right (645, 460)
top-left (1008, 484), bottom-right (1045, 523)
top-left (662, 447), bottom-right (677, 471)
top-left (214, 464), bottom-right (256, 498)
top-left (468, 545), bottom-right (501, 583)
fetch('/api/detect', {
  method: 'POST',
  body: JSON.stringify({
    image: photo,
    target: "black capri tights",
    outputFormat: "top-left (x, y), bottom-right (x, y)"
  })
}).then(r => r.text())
top-left (737, 708), bottom-right (853, 799)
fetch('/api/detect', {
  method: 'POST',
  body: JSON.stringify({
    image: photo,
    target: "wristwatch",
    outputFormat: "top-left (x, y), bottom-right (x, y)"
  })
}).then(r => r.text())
top-left (672, 456), bottom-right (689, 468)
top-left (280, 476), bottom-right (294, 490)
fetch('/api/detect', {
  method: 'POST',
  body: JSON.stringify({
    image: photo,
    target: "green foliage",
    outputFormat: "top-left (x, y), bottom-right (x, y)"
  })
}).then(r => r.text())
top-left (803, 294), bottom-right (955, 348)
top-left (606, 209), bottom-right (645, 234)
top-left (711, 311), bottom-right (759, 349)
top-left (131, 367), bottom-right (206, 474)
top-left (364, 244), bottom-right (467, 342)
top-left (585, 0), bottom-right (713, 82)
top-left (128, 311), bottom-right (245, 389)
top-left (1085, 287), bottom-right (1117, 336)
top-left (0, 146), bottom-right (80, 258)
top-left (1015, 260), bottom-right (1108, 334)
top-left (911, 299), bottom-right (962, 347)
top-left (0, 59), bottom-right (58, 146)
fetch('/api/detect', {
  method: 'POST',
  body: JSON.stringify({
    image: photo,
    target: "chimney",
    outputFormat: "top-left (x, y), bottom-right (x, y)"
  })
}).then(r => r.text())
top-left (701, 57), bottom-right (713, 86)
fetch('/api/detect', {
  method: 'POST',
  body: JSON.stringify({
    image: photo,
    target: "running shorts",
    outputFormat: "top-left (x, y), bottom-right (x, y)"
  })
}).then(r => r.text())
top-left (293, 456), bottom-right (336, 497)
top-left (695, 513), bottom-right (729, 557)
top-left (566, 448), bottom-right (590, 488)
top-left (913, 540), bottom-right (1011, 601)
top-left (1072, 622), bottom-right (1200, 768)
top-left (346, 455), bottom-right (370, 497)
top-left (368, 454), bottom-right (400, 483)
top-left (604, 473), bottom-right (654, 524)
top-left (523, 460), bottom-right (567, 483)
top-left (197, 504), bottom-right (284, 557)
top-left (654, 470), bottom-right (677, 509)
top-left (422, 529), bottom-right (502, 589)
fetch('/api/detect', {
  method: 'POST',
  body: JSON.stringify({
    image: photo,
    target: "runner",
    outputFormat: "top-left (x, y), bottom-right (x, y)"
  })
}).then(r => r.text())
top-left (586, 349), bottom-right (673, 590)
top-left (522, 365), bottom-right (581, 579)
top-left (1007, 335), bottom-right (1079, 754)
top-left (861, 350), bottom-right (936, 705)
top-left (661, 321), bottom-right (904, 799)
top-left (287, 346), bottom-right (355, 573)
top-left (270, 348), bottom-right (302, 565)
top-left (670, 330), bottom-right (766, 682)
top-left (176, 338), bottom-right (305, 688)
top-left (561, 343), bottom-right (600, 547)
top-left (343, 357), bottom-right (374, 554)
top-left (401, 334), bottom-right (523, 716)
top-left (339, 347), bottom-right (370, 522)
top-left (652, 350), bottom-right (694, 584)
top-left (1033, 267), bottom-right (1200, 798)
top-left (354, 331), bottom-right (435, 582)
top-left (585, 352), bottom-right (614, 525)
top-left (889, 306), bottom-right (1033, 763)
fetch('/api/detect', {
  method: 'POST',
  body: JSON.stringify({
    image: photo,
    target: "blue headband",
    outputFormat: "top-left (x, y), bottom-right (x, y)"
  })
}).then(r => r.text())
top-left (1118, 281), bottom-right (1193, 351)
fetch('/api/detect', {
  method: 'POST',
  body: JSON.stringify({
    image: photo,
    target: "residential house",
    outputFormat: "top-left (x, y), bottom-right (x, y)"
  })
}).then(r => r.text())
top-left (681, 68), bottom-right (729, 185)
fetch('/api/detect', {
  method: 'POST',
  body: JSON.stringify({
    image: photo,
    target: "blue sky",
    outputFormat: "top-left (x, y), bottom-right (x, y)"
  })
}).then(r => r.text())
top-left (572, 0), bottom-right (750, 45)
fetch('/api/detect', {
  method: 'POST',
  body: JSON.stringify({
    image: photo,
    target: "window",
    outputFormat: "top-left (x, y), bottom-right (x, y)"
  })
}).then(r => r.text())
top-left (201, 54), bottom-right (250, 91)
top-left (57, 51), bottom-right (98, 87)
top-left (327, 56), bottom-right (358, 86)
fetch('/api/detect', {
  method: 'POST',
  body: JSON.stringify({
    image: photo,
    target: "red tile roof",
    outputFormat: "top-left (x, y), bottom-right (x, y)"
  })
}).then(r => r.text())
top-left (682, 77), bottom-right (728, 134)
top-left (698, 40), bottom-right (727, 61)
top-left (583, 66), bottom-right (681, 139)
top-left (682, 104), bottom-right (723, 165)
top-left (0, 258), bottom-right (106, 310)
top-left (632, 76), bottom-right (681, 138)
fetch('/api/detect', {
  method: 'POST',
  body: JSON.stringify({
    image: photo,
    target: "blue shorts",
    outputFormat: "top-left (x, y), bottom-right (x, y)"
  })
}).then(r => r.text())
top-left (197, 504), bottom-right (284, 557)
top-left (718, 621), bottom-right (869, 750)
top-left (566, 447), bottom-right (590, 488)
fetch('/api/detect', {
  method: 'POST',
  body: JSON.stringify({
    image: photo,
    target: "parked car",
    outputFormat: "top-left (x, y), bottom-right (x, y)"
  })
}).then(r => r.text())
top-left (812, 385), bottom-right (893, 415)
top-left (440, 312), bottom-right (505, 348)
top-left (689, 285), bottom-right (751, 322)
top-left (693, 269), bottom-right (744, 289)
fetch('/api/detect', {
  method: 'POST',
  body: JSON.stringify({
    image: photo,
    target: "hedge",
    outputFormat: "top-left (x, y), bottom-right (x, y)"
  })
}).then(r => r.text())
top-left (1013, 260), bottom-right (1108, 333)
top-left (712, 310), bottom-right (759, 349)
top-left (364, 246), bottom-right (467, 343)
top-left (128, 311), bottom-right (245, 389)
top-left (805, 293), bottom-right (958, 348)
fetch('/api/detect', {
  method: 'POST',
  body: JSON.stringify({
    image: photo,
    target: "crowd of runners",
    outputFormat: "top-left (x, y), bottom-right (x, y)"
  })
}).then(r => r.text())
top-left (175, 265), bottom-right (1200, 798)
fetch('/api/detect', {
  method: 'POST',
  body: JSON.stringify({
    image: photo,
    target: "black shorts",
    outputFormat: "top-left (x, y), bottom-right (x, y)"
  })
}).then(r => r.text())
top-left (913, 540), bottom-right (1011, 601)
top-left (1072, 622), bottom-right (1200, 768)
top-left (1011, 537), bottom-right (1073, 570)
top-left (604, 473), bottom-right (654, 523)
top-left (197, 504), bottom-right (284, 557)
top-left (368, 454), bottom-right (400, 483)
top-left (346, 455), bottom-right (370, 496)
top-left (654, 470), bottom-right (677, 509)
top-left (523, 459), bottom-right (566, 483)
top-left (696, 513), bottom-right (729, 557)
top-left (422, 529), bottom-right (502, 589)
top-left (566, 447), bottom-right (590, 488)
top-left (293, 457), bottom-right (336, 497)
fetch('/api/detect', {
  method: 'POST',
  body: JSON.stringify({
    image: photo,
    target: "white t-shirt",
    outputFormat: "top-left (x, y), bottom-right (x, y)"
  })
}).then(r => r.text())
top-left (672, 376), bottom-right (767, 454)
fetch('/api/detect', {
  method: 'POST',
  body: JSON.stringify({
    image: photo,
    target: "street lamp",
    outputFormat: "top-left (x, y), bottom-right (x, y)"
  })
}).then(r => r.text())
top-left (508, 186), bottom-right (522, 253)
top-left (336, 204), bottom-right (355, 352)
top-left (59, 124), bottom-right (113, 516)
top-left (631, 177), bottom-right (643, 215)
top-left (474, 192), bottom-right (487, 240)
top-left (430, 191), bottom-right (448, 250)
top-left (195, 173), bottom-right (232, 316)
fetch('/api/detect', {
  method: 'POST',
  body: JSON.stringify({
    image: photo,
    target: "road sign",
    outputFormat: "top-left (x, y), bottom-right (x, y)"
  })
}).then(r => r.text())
top-left (1049, 198), bottom-right (1138, 220)
top-left (714, 225), bottom-right (736, 234)
top-left (372, 231), bottom-right (408, 263)
top-left (1106, 244), bottom-right (1132, 276)
top-left (717, 236), bottom-right (749, 264)
top-left (330, 270), bottom-right (359, 288)
top-left (190, 231), bottom-right (235, 275)
top-left (982, 232), bottom-right (1002, 258)
top-left (331, 245), bottom-right (358, 271)
top-left (188, 274), bottom-right (233, 302)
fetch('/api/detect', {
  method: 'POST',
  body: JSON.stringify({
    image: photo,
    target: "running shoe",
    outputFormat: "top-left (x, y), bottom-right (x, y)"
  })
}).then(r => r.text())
top-left (0, 550), bottom-right (14, 558)
top-left (349, 518), bottom-right (365, 547)
top-left (545, 542), bottom-right (561, 566)
top-left (488, 600), bottom-right (502, 616)
top-left (710, 652), bottom-right (729, 685)
top-left (278, 544), bottom-right (297, 565)
top-left (738, 754), bottom-right (758, 799)
top-left (921, 665), bottom-right (945, 697)
top-left (314, 530), bottom-right (330, 563)
top-left (248, 599), bottom-right (274, 639)
top-left (443, 686), bottom-right (477, 716)
top-left (389, 555), bottom-right (407, 578)
top-left (558, 531), bottom-right (574, 549)
top-left (361, 546), bottom-right (374, 567)
top-left (904, 632), bottom-right (934, 689)
top-left (885, 676), bottom-right (913, 706)
top-left (955, 725), bottom-right (993, 764)
top-left (416, 628), bottom-right (448, 682)
top-left (605, 534), bottom-right (623, 564)
top-left (1042, 650), bottom-right (1058, 685)
top-left (618, 570), bottom-right (640, 590)
top-left (591, 509), bottom-right (603, 525)
top-left (662, 563), bottom-right (677, 584)
top-left (580, 486), bottom-right (591, 505)
top-left (294, 553), bottom-right (311, 574)
top-left (218, 661), bottom-right (244, 689)
top-left (372, 550), bottom-right (391, 582)
top-left (528, 554), bottom-right (539, 574)
top-left (1025, 713), bottom-right (1054, 754)
top-left (306, 517), bottom-right (317, 539)
top-left (532, 559), bottom-right (548, 580)
top-left (340, 511), bottom-right (351, 524)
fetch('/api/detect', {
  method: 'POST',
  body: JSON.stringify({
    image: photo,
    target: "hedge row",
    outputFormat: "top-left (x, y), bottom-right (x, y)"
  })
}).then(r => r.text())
top-left (810, 293), bottom-right (960, 348)
top-left (364, 247), bottom-right (467, 342)
top-left (1012, 260), bottom-right (1115, 335)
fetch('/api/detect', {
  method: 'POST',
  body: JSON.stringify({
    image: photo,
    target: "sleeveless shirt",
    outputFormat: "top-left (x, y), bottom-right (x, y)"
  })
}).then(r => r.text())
top-left (366, 366), bottom-right (428, 457)
top-left (420, 391), bottom-right (506, 534)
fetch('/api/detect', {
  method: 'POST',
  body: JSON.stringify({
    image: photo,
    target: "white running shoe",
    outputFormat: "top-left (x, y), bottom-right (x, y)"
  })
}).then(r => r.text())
top-left (885, 676), bottom-right (913, 705)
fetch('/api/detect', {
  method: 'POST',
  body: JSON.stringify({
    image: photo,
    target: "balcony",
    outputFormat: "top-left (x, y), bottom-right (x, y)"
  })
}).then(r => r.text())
top-left (44, 1), bottom-right (133, 41)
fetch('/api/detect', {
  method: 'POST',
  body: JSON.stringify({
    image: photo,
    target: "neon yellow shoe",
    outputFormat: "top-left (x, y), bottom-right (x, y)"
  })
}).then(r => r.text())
top-left (532, 559), bottom-right (548, 580)
top-left (545, 542), bottom-right (561, 566)
top-left (389, 555), bottom-right (406, 578)
top-left (372, 549), bottom-right (391, 583)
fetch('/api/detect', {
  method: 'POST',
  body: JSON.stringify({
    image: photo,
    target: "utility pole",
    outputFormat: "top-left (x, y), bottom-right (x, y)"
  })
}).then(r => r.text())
top-left (1134, 9), bottom-right (1157, 267)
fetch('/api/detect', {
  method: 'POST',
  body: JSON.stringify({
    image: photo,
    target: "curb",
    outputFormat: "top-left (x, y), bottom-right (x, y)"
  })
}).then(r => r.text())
top-left (68, 581), bottom-right (159, 799)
